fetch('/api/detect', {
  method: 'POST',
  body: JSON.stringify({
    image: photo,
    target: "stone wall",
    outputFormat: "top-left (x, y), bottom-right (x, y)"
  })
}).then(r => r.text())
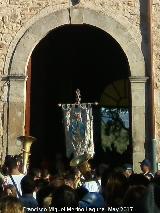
top-left (0, 0), bottom-right (144, 77)
top-left (0, 0), bottom-right (69, 163)
top-left (0, 0), bottom-right (155, 163)
top-left (81, 0), bottom-right (141, 29)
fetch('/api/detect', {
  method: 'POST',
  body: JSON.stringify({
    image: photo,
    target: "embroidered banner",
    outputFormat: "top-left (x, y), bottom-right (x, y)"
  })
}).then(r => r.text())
top-left (62, 104), bottom-right (94, 158)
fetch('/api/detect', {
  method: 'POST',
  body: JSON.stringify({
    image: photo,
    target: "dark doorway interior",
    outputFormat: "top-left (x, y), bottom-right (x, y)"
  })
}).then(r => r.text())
top-left (29, 24), bottom-right (131, 169)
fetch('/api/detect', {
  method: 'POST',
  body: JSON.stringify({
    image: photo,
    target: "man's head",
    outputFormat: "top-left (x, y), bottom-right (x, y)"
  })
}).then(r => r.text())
top-left (53, 185), bottom-right (78, 207)
top-left (7, 157), bottom-right (19, 173)
top-left (64, 172), bottom-right (75, 189)
top-left (21, 175), bottom-right (35, 194)
top-left (78, 161), bottom-right (91, 177)
top-left (51, 174), bottom-right (64, 188)
top-left (140, 159), bottom-right (151, 173)
top-left (28, 168), bottom-right (41, 180)
top-left (14, 155), bottom-right (23, 173)
top-left (70, 153), bottom-right (92, 176)
top-left (123, 164), bottom-right (133, 178)
top-left (4, 184), bottom-right (17, 197)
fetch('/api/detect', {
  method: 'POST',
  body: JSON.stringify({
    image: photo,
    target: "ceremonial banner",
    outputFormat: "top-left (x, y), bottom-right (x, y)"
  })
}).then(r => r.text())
top-left (62, 104), bottom-right (94, 158)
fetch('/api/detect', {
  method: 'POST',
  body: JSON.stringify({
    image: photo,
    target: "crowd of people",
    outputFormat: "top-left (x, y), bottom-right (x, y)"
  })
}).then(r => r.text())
top-left (0, 154), bottom-right (160, 213)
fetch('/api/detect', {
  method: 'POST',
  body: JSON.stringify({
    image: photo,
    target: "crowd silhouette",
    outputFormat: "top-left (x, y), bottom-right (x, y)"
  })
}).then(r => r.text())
top-left (0, 154), bottom-right (160, 213)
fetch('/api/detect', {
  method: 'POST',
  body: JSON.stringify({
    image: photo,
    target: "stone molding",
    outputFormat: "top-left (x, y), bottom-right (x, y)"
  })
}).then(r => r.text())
top-left (1, 75), bottom-right (27, 81)
top-left (129, 76), bottom-right (149, 83)
top-left (4, 7), bottom-right (145, 78)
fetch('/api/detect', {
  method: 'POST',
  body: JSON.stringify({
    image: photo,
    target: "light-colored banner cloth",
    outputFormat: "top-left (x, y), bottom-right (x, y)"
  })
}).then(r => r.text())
top-left (62, 104), bottom-right (94, 158)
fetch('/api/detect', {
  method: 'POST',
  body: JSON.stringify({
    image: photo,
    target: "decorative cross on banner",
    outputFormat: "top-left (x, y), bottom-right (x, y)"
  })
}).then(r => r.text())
top-left (58, 89), bottom-right (98, 158)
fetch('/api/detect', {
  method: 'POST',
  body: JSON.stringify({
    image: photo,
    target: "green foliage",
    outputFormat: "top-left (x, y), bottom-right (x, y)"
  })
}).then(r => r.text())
top-left (101, 108), bottom-right (129, 154)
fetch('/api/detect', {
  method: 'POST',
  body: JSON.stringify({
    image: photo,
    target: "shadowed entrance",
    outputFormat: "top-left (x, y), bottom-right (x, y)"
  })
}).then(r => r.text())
top-left (27, 25), bottom-right (131, 169)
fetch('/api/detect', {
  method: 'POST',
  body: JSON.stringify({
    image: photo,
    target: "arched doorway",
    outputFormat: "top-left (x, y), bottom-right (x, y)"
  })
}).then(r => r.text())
top-left (26, 25), bottom-right (131, 169)
top-left (4, 7), bottom-right (147, 172)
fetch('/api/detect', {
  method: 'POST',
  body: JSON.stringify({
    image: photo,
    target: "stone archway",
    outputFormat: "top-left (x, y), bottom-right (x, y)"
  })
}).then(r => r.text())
top-left (3, 7), bottom-right (147, 172)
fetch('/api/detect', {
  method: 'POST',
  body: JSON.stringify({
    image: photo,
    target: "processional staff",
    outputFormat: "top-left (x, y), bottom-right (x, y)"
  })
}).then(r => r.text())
top-left (58, 88), bottom-right (98, 164)
top-left (58, 88), bottom-right (98, 109)
top-left (59, 89), bottom-right (101, 189)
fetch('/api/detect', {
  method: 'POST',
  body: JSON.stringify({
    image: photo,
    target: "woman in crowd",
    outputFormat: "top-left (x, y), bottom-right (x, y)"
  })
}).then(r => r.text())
top-left (0, 196), bottom-right (24, 213)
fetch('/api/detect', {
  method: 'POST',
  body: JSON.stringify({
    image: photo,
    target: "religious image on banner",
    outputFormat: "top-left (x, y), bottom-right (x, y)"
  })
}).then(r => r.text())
top-left (62, 105), bottom-right (94, 158)
top-left (59, 89), bottom-right (96, 158)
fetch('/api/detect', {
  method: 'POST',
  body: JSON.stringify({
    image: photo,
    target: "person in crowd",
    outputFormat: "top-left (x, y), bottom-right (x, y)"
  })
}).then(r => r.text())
top-left (63, 168), bottom-right (83, 189)
top-left (139, 159), bottom-right (154, 180)
top-left (37, 185), bottom-right (54, 209)
top-left (122, 163), bottom-right (133, 178)
top-left (82, 171), bottom-right (101, 193)
top-left (153, 170), bottom-right (160, 188)
top-left (20, 175), bottom-right (38, 210)
top-left (50, 173), bottom-right (64, 189)
top-left (72, 168), bottom-right (82, 189)
top-left (129, 174), bottom-right (150, 187)
top-left (0, 196), bottom-right (24, 213)
top-left (63, 168), bottom-right (91, 201)
top-left (98, 163), bottom-right (110, 178)
top-left (79, 192), bottom-right (105, 208)
top-left (41, 169), bottom-right (50, 182)
top-left (3, 184), bottom-right (17, 197)
top-left (75, 186), bottom-right (89, 201)
top-left (75, 158), bottom-right (101, 193)
top-left (14, 155), bottom-right (23, 174)
top-left (28, 168), bottom-right (41, 181)
top-left (104, 172), bottom-right (128, 207)
top-left (134, 184), bottom-right (160, 213)
top-left (4, 156), bottom-right (24, 197)
top-left (35, 169), bottom-right (56, 208)
top-left (34, 178), bottom-right (46, 194)
top-left (101, 166), bottom-right (112, 192)
top-left (51, 185), bottom-right (78, 208)
top-left (64, 171), bottom-right (75, 189)
top-left (54, 153), bottom-right (66, 175)
top-left (153, 173), bottom-right (160, 187)
top-left (28, 168), bottom-right (42, 199)
top-left (123, 185), bottom-right (147, 208)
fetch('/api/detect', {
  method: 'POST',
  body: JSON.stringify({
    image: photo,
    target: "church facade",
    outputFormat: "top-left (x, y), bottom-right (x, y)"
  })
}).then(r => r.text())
top-left (0, 0), bottom-right (159, 172)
